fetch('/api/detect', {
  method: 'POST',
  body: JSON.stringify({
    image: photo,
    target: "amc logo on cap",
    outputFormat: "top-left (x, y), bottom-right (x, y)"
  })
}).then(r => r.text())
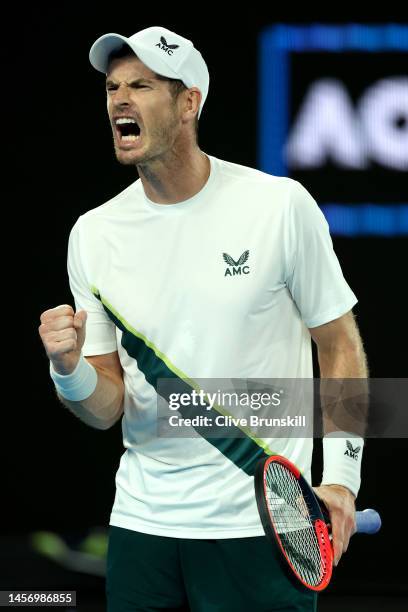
top-left (156, 36), bottom-right (180, 56)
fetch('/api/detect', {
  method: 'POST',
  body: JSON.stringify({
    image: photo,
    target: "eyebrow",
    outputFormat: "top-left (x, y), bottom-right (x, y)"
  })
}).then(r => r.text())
top-left (105, 78), bottom-right (155, 87)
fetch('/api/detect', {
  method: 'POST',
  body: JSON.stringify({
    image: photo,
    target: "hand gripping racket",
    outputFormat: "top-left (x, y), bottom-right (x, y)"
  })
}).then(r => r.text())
top-left (254, 455), bottom-right (381, 592)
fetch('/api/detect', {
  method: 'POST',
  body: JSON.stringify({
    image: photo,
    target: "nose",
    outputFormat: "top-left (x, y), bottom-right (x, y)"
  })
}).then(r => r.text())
top-left (113, 82), bottom-right (132, 106)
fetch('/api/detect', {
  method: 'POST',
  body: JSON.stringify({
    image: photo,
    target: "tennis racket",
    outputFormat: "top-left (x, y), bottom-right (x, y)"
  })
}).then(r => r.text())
top-left (254, 455), bottom-right (381, 592)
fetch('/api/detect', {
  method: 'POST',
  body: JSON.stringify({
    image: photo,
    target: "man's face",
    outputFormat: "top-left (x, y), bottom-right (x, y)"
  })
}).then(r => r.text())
top-left (106, 55), bottom-right (182, 166)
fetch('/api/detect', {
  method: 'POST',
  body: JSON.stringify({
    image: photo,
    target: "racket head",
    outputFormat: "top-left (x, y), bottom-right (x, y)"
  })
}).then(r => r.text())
top-left (254, 455), bottom-right (333, 592)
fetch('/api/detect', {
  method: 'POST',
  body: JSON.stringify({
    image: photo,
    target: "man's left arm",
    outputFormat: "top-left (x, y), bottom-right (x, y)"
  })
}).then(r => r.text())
top-left (309, 309), bottom-right (368, 566)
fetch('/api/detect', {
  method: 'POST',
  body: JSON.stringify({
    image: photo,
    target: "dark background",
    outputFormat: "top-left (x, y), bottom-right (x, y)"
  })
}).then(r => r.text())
top-left (3, 4), bottom-right (407, 610)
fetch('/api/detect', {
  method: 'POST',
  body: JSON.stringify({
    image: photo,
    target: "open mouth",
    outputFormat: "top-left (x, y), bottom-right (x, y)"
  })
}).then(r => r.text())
top-left (115, 117), bottom-right (141, 142)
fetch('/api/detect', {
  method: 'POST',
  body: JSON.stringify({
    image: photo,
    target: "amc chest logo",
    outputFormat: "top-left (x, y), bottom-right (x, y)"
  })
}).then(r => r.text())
top-left (223, 250), bottom-right (250, 277)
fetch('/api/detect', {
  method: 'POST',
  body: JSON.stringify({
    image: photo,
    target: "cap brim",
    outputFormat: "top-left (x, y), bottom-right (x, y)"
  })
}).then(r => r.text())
top-left (89, 32), bottom-right (181, 81)
top-left (89, 33), bottom-right (132, 73)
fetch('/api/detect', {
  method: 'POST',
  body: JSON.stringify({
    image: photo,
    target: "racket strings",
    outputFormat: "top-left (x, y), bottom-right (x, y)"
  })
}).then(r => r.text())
top-left (265, 464), bottom-right (326, 586)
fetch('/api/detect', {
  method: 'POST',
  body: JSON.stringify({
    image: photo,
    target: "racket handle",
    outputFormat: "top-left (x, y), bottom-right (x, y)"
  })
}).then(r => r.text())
top-left (356, 509), bottom-right (381, 534)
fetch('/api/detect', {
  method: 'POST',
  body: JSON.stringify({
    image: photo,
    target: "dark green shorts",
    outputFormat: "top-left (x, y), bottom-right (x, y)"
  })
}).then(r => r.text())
top-left (106, 526), bottom-right (317, 612)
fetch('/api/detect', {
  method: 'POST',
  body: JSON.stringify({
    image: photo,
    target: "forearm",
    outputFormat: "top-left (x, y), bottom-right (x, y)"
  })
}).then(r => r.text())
top-left (317, 344), bottom-right (367, 497)
top-left (317, 340), bottom-right (368, 379)
top-left (57, 364), bottom-right (124, 430)
top-left (318, 341), bottom-right (368, 438)
top-left (310, 313), bottom-right (368, 499)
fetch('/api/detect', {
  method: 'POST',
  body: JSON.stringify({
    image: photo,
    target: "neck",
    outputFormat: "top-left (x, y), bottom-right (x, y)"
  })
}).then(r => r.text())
top-left (137, 148), bottom-right (210, 204)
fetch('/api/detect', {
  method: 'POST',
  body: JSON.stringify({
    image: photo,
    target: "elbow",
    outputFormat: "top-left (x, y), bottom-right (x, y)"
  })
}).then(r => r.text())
top-left (96, 401), bottom-right (124, 430)
top-left (96, 416), bottom-right (121, 430)
top-left (93, 418), bottom-right (114, 431)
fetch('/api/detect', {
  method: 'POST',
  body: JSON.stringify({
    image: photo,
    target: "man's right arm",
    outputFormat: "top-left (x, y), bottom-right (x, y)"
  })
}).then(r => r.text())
top-left (39, 304), bottom-right (124, 430)
top-left (61, 351), bottom-right (124, 430)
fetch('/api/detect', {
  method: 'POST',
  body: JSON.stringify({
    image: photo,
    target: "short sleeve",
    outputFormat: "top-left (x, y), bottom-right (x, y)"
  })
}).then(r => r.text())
top-left (285, 180), bottom-right (358, 328)
top-left (67, 218), bottom-right (118, 356)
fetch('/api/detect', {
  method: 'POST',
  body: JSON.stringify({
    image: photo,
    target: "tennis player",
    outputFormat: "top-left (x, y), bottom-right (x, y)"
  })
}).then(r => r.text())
top-left (39, 26), bottom-right (368, 612)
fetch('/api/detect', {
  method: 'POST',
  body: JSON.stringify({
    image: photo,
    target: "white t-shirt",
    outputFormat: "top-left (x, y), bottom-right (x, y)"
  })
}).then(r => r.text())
top-left (67, 154), bottom-right (357, 538)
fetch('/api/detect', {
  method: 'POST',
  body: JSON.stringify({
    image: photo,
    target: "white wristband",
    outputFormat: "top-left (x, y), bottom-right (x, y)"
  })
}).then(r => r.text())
top-left (321, 431), bottom-right (364, 498)
top-left (50, 353), bottom-right (98, 402)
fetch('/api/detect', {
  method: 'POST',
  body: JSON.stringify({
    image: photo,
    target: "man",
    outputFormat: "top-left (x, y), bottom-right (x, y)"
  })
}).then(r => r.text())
top-left (39, 26), bottom-right (368, 612)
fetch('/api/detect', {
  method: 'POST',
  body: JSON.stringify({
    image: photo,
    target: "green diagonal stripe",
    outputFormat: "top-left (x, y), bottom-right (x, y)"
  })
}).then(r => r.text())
top-left (91, 286), bottom-right (272, 475)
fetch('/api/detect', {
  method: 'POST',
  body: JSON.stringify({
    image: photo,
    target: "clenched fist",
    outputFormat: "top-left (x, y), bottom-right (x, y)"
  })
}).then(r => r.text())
top-left (39, 305), bottom-right (87, 375)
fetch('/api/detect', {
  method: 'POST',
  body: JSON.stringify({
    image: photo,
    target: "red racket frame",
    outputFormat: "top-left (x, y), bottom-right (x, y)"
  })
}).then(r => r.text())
top-left (255, 455), bottom-right (333, 592)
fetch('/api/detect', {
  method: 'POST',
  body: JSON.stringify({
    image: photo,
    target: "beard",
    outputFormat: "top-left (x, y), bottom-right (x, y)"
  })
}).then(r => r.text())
top-left (113, 106), bottom-right (180, 167)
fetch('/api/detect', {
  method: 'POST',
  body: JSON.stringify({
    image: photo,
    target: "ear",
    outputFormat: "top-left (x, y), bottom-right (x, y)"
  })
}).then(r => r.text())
top-left (181, 87), bottom-right (202, 123)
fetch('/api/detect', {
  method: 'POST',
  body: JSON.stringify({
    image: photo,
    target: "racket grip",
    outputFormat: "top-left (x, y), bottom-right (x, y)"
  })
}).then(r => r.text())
top-left (355, 508), bottom-right (381, 534)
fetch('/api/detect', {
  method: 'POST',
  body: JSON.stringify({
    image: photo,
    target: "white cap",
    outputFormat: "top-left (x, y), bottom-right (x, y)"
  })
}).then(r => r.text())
top-left (89, 26), bottom-right (209, 118)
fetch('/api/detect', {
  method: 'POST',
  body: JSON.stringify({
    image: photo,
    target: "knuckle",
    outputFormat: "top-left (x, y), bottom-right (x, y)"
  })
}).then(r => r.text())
top-left (68, 339), bottom-right (77, 351)
top-left (62, 328), bottom-right (76, 340)
top-left (41, 305), bottom-right (72, 322)
top-left (40, 311), bottom-right (54, 324)
top-left (55, 304), bottom-right (74, 313)
top-left (52, 306), bottom-right (74, 321)
top-left (56, 315), bottom-right (74, 330)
